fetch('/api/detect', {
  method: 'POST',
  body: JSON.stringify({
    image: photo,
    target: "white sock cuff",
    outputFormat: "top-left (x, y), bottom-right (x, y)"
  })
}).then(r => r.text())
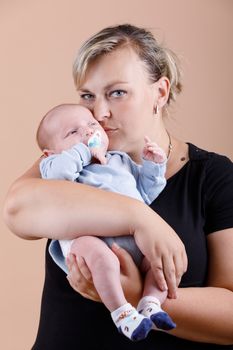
top-left (111, 303), bottom-right (134, 325)
top-left (137, 296), bottom-right (161, 311)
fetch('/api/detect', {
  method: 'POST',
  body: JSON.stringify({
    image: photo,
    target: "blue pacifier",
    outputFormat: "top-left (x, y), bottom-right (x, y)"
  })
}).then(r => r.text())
top-left (88, 131), bottom-right (102, 148)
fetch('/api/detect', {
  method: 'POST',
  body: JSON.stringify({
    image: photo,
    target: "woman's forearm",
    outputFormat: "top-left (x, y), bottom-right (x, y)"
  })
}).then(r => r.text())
top-left (3, 160), bottom-right (178, 244)
top-left (3, 174), bottom-right (147, 240)
top-left (162, 287), bottom-right (233, 345)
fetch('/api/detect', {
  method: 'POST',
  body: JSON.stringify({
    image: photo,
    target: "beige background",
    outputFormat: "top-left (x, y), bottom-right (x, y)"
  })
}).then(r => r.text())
top-left (1, 0), bottom-right (232, 349)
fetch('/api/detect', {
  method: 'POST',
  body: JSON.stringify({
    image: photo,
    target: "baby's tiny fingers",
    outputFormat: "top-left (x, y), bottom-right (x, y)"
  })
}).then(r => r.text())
top-left (147, 146), bottom-right (158, 152)
top-left (144, 135), bottom-right (151, 143)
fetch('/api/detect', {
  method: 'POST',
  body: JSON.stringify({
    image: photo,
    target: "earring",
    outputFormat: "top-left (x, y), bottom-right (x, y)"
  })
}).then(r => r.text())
top-left (154, 105), bottom-right (159, 115)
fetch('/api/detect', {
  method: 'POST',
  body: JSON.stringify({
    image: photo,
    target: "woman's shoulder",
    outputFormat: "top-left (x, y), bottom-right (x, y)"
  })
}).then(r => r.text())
top-left (188, 143), bottom-right (233, 193)
top-left (188, 143), bottom-right (232, 169)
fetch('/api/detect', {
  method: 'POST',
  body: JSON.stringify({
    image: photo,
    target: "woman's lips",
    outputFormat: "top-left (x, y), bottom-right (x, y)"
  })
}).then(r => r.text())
top-left (104, 127), bottom-right (118, 134)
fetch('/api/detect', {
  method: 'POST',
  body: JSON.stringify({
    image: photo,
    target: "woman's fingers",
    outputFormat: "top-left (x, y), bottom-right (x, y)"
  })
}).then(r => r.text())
top-left (77, 256), bottom-right (93, 282)
top-left (111, 243), bottom-right (136, 275)
top-left (162, 256), bottom-right (177, 299)
top-left (150, 258), bottom-right (168, 293)
top-left (66, 253), bottom-right (101, 302)
top-left (151, 250), bottom-right (187, 299)
top-left (173, 249), bottom-right (188, 287)
top-left (66, 253), bottom-right (84, 287)
top-left (162, 249), bottom-right (188, 298)
top-left (111, 243), bottom-right (143, 306)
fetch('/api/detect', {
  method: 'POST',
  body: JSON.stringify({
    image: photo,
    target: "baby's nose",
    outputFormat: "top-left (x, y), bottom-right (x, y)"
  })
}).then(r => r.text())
top-left (84, 127), bottom-right (94, 137)
top-left (86, 128), bottom-right (94, 136)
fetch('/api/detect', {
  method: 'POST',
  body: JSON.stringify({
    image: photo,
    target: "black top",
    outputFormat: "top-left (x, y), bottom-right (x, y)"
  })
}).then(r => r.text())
top-left (32, 143), bottom-right (233, 350)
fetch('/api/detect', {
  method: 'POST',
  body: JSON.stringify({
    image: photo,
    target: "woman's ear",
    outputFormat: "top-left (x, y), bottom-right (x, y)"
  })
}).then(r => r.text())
top-left (43, 149), bottom-right (55, 157)
top-left (155, 76), bottom-right (170, 109)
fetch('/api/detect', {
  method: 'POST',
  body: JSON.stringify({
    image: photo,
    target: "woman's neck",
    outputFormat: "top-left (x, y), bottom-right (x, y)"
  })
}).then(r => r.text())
top-left (165, 136), bottom-right (189, 180)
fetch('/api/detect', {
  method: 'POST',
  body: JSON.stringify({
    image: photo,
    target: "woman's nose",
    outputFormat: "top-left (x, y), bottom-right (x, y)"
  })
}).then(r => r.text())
top-left (92, 98), bottom-right (110, 121)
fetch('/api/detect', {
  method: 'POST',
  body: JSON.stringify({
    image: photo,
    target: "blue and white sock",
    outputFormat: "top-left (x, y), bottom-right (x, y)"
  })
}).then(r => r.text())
top-left (111, 303), bottom-right (152, 341)
top-left (137, 296), bottom-right (176, 331)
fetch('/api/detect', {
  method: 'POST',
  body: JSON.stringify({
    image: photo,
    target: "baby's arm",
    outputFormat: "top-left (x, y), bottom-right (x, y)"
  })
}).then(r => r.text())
top-left (40, 143), bottom-right (92, 181)
top-left (142, 136), bottom-right (167, 164)
top-left (135, 137), bottom-right (167, 204)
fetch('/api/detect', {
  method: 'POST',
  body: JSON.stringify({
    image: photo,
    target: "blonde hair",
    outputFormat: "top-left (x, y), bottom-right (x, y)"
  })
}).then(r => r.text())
top-left (73, 24), bottom-right (182, 106)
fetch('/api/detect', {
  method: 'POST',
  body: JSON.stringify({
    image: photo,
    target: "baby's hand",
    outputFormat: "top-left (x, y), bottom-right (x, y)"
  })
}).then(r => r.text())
top-left (142, 136), bottom-right (166, 163)
top-left (88, 131), bottom-right (107, 165)
top-left (90, 147), bottom-right (107, 165)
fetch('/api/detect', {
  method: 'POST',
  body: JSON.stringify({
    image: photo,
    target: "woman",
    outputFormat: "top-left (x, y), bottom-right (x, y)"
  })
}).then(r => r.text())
top-left (4, 24), bottom-right (233, 349)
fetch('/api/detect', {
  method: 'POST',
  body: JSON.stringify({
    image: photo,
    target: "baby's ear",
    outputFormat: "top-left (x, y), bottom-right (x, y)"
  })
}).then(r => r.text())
top-left (43, 149), bottom-right (54, 157)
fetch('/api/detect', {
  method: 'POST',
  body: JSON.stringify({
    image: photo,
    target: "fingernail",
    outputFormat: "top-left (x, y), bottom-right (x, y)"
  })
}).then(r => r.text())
top-left (67, 253), bottom-right (73, 261)
top-left (112, 242), bottom-right (120, 250)
top-left (162, 284), bottom-right (168, 291)
top-left (168, 291), bottom-right (177, 299)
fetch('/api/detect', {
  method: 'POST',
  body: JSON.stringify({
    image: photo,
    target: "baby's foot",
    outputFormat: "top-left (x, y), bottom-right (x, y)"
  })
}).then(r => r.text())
top-left (111, 303), bottom-right (152, 341)
top-left (137, 297), bottom-right (176, 331)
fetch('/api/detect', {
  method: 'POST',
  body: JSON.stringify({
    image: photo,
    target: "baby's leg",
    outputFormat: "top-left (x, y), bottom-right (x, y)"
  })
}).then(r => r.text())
top-left (71, 236), bottom-right (126, 311)
top-left (71, 236), bottom-right (152, 341)
top-left (137, 258), bottom-right (176, 331)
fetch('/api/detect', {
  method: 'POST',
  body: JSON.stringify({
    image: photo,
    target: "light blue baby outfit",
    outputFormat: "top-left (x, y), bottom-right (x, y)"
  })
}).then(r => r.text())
top-left (40, 143), bottom-right (166, 273)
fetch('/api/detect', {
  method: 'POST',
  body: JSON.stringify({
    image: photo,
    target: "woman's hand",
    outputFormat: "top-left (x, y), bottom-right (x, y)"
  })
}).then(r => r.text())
top-left (133, 209), bottom-right (188, 299)
top-left (66, 245), bottom-right (143, 306)
top-left (66, 253), bottom-right (101, 302)
top-left (112, 243), bottom-right (143, 306)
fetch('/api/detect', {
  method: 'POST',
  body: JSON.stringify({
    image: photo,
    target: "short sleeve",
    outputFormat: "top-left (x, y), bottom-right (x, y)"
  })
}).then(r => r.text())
top-left (204, 154), bottom-right (233, 234)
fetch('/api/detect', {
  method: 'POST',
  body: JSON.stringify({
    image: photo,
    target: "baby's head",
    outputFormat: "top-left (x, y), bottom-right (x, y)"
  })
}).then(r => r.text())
top-left (37, 103), bottom-right (109, 156)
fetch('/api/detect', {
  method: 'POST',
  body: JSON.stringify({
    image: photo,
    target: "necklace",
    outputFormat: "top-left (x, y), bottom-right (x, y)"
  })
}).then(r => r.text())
top-left (166, 131), bottom-right (187, 162)
top-left (166, 131), bottom-right (173, 161)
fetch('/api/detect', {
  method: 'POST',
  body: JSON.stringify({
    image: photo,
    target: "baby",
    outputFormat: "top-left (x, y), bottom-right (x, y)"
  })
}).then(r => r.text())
top-left (37, 103), bottom-right (176, 341)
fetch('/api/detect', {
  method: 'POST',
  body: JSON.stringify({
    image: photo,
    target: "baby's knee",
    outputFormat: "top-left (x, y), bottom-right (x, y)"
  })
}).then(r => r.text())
top-left (70, 235), bottom-right (99, 255)
top-left (71, 236), bottom-right (119, 268)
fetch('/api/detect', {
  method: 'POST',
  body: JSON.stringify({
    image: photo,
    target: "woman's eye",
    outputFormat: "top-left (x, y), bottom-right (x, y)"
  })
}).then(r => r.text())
top-left (110, 90), bottom-right (126, 98)
top-left (80, 93), bottom-right (94, 101)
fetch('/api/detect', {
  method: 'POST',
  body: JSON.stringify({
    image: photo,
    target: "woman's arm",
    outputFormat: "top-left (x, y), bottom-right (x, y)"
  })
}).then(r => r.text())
top-left (162, 228), bottom-right (233, 345)
top-left (3, 159), bottom-right (147, 240)
top-left (68, 228), bottom-right (233, 345)
top-left (3, 160), bottom-right (186, 297)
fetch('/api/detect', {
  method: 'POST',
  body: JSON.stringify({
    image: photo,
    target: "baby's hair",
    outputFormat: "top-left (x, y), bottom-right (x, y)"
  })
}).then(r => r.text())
top-left (36, 112), bottom-right (50, 151)
top-left (36, 103), bottom-right (78, 151)
top-left (73, 24), bottom-right (182, 106)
